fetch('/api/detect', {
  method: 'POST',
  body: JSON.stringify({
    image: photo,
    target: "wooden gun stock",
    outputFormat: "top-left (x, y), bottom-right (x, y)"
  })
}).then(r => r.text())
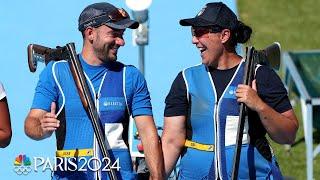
top-left (27, 44), bottom-right (68, 72)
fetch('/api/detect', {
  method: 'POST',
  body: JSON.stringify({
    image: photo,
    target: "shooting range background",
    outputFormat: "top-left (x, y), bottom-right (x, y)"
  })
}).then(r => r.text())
top-left (0, 0), bottom-right (236, 179)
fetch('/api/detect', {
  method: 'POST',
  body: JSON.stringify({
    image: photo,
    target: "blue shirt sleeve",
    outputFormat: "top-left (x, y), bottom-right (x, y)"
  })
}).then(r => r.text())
top-left (126, 66), bottom-right (153, 117)
top-left (31, 61), bottom-right (58, 112)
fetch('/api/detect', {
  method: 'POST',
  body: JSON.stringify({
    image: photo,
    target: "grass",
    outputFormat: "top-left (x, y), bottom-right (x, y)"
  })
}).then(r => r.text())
top-left (271, 96), bottom-right (320, 180)
top-left (238, 0), bottom-right (320, 179)
top-left (238, 0), bottom-right (320, 51)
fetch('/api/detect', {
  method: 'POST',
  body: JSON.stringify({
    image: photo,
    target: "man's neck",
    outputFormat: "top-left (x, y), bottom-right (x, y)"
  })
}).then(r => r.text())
top-left (81, 45), bottom-right (104, 66)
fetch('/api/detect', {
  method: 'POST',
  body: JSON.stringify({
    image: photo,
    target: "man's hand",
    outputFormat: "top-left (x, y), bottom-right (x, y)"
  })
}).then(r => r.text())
top-left (236, 80), bottom-right (263, 112)
top-left (39, 102), bottom-right (60, 138)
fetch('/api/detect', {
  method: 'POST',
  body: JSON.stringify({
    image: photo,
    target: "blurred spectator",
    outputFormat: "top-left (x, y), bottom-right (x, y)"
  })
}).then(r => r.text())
top-left (0, 81), bottom-right (12, 148)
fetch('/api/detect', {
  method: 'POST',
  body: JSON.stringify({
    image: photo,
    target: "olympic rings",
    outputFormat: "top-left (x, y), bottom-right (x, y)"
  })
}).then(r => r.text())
top-left (13, 165), bottom-right (32, 175)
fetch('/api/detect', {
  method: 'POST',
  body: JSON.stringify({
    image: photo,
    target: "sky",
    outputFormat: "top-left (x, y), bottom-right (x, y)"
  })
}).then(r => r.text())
top-left (0, 0), bottom-right (236, 179)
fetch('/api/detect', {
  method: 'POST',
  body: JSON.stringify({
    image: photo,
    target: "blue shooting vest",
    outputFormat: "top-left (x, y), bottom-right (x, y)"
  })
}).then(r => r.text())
top-left (51, 60), bottom-right (136, 180)
top-left (180, 61), bottom-right (282, 180)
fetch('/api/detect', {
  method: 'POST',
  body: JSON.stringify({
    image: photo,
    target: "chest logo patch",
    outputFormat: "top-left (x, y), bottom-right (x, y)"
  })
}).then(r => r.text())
top-left (224, 86), bottom-right (237, 99)
top-left (99, 97), bottom-right (126, 111)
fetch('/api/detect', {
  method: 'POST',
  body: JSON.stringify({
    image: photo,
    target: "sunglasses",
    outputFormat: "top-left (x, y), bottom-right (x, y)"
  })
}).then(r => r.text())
top-left (79, 8), bottom-right (130, 31)
top-left (191, 26), bottom-right (222, 38)
top-left (107, 8), bottom-right (129, 22)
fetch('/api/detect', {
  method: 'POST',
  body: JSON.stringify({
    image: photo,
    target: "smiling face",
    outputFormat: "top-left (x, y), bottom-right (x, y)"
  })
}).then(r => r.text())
top-left (191, 26), bottom-right (231, 66)
top-left (90, 25), bottom-right (125, 63)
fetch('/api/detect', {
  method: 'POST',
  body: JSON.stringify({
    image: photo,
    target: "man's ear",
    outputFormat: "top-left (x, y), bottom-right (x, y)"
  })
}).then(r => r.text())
top-left (220, 29), bottom-right (231, 44)
top-left (85, 27), bottom-right (94, 41)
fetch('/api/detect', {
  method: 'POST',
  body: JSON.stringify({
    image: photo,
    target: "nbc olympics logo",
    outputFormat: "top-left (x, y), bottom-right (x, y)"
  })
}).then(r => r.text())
top-left (13, 154), bottom-right (32, 175)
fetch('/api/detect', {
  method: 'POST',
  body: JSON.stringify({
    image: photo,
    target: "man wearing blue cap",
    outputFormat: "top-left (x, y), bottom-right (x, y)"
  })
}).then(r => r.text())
top-left (25, 2), bottom-right (164, 180)
top-left (161, 2), bottom-right (298, 179)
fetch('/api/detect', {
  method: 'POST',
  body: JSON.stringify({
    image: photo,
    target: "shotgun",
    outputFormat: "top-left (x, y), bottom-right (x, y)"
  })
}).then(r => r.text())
top-left (231, 42), bottom-right (281, 180)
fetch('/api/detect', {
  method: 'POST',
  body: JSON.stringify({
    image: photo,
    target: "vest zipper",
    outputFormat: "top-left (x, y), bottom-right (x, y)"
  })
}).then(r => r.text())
top-left (95, 72), bottom-right (107, 180)
top-left (206, 66), bottom-right (220, 180)
top-left (214, 101), bottom-right (220, 180)
top-left (215, 99), bottom-right (224, 179)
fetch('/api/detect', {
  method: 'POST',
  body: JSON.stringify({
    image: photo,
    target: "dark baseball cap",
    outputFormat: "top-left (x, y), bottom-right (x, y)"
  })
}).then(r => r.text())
top-left (78, 2), bottom-right (139, 31)
top-left (180, 2), bottom-right (239, 30)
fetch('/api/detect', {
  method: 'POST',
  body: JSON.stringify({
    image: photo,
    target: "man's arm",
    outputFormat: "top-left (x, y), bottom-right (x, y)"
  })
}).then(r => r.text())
top-left (25, 102), bottom-right (59, 140)
top-left (134, 115), bottom-right (164, 180)
top-left (0, 97), bottom-right (12, 148)
top-left (236, 80), bottom-right (299, 144)
top-left (161, 116), bottom-right (186, 178)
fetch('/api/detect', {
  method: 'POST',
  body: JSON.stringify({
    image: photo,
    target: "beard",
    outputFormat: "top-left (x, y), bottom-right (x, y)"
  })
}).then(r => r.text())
top-left (94, 44), bottom-right (119, 63)
top-left (92, 33), bottom-right (119, 63)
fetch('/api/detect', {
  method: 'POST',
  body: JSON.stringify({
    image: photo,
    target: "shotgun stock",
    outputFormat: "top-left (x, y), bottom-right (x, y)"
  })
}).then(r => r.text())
top-left (27, 44), bottom-right (68, 72)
